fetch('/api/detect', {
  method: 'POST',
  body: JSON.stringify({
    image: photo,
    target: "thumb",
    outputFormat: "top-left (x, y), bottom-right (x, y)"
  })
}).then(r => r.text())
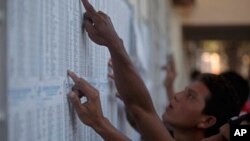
top-left (84, 20), bottom-right (95, 35)
top-left (68, 91), bottom-right (82, 113)
top-left (108, 72), bottom-right (114, 80)
top-left (108, 59), bottom-right (113, 67)
top-left (115, 92), bottom-right (123, 101)
top-left (84, 20), bottom-right (101, 43)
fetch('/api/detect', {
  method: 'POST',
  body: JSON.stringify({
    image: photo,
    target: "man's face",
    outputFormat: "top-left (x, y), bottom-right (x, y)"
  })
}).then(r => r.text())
top-left (162, 81), bottom-right (210, 129)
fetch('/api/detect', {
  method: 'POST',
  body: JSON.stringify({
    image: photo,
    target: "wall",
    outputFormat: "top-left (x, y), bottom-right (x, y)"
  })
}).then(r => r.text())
top-left (5, 0), bottom-right (173, 141)
top-left (6, 0), bottom-right (133, 141)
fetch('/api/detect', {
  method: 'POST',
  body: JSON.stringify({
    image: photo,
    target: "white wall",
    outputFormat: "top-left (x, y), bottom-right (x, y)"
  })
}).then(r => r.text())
top-left (4, 0), bottom-right (178, 141)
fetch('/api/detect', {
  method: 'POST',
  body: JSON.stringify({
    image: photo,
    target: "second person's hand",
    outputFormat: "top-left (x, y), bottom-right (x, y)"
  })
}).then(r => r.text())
top-left (67, 70), bottom-right (106, 129)
top-left (81, 0), bottom-right (122, 48)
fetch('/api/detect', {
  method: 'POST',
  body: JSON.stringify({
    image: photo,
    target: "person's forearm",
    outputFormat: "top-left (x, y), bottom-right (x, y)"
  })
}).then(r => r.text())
top-left (93, 118), bottom-right (131, 141)
top-left (107, 39), bottom-right (155, 113)
top-left (107, 39), bottom-right (174, 141)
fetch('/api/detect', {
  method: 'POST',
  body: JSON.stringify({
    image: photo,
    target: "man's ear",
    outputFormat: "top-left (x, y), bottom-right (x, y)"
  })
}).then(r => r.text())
top-left (197, 116), bottom-right (217, 129)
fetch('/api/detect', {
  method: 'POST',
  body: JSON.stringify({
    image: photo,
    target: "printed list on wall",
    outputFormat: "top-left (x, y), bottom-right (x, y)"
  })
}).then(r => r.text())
top-left (7, 0), bottom-right (132, 141)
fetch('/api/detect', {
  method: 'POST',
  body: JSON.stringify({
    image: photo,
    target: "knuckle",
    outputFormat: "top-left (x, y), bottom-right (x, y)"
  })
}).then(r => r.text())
top-left (94, 88), bottom-right (99, 94)
top-left (79, 78), bottom-right (86, 85)
top-left (76, 78), bottom-right (82, 84)
top-left (92, 90), bottom-right (100, 99)
top-left (71, 85), bottom-right (77, 91)
top-left (78, 108), bottom-right (84, 114)
top-left (68, 92), bottom-right (75, 100)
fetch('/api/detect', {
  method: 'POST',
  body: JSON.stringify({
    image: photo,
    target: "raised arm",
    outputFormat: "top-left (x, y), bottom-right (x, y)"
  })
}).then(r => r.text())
top-left (163, 57), bottom-right (176, 100)
top-left (81, 0), bottom-right (174, 141)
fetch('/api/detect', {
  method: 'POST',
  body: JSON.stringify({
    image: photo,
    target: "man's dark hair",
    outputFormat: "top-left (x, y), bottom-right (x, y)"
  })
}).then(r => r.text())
top-left (190, 69), bottom-right (201, 82)
top-left (198, 73), bottom-right (240, 137)
top-left (220, 71), bottom-right (249, 110)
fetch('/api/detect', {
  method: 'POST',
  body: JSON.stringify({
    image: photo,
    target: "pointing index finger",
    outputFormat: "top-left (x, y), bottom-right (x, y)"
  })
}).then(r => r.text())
top-left (81, 0), bottom-right (96, 15)
top-left (68, 70), bottom-right (79, 83)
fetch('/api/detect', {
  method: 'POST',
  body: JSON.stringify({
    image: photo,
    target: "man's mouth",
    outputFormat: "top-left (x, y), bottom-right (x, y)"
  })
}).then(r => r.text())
top-left (167, 103), bottom-right (173, 109)
top-left (169, 104), bottom-right (173, 109)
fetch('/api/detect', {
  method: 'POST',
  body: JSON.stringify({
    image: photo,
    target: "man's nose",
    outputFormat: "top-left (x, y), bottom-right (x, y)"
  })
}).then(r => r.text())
top-left (173, 92), bottom-right (181, 102)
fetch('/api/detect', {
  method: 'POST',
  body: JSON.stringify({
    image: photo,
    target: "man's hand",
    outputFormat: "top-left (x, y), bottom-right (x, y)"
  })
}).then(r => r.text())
top-left (80, 1), bottom-right (174, 140)
top-left (219, 123), bottom-right (230, 141)
top-left (162, 56), bottom-right (176, 100)
top-left (81, 0), bottom-right (121, 48)
top-left (201, 134), bottom-right (226, 141)
top-left (68, 70), bottom-right (105, 128)
top-left (163, 57), bottom-right (176, 89)
top-left (68, 70), bottom-right (132, 141)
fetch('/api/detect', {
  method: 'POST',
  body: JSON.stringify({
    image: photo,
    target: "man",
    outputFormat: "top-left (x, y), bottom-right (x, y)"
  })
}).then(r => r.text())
top-left (68, 0), bottom-right (240, 141)
top-left (220, 71), bottom-right (249, 114)
top-left (162, 73), bottom-right (239, 140)
top-left (201, 71), bottom-right (250, 141)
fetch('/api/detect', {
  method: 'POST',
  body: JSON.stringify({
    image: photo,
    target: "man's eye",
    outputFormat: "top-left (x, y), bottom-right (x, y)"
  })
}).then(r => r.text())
top-left (188, 92), bottom-right (195, 99)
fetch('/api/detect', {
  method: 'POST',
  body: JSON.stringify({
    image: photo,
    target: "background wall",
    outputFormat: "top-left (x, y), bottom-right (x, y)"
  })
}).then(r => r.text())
top-left (4, 0), bottom-right (174, 141)
top-left (180, 0), bottom-right (250, 25)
